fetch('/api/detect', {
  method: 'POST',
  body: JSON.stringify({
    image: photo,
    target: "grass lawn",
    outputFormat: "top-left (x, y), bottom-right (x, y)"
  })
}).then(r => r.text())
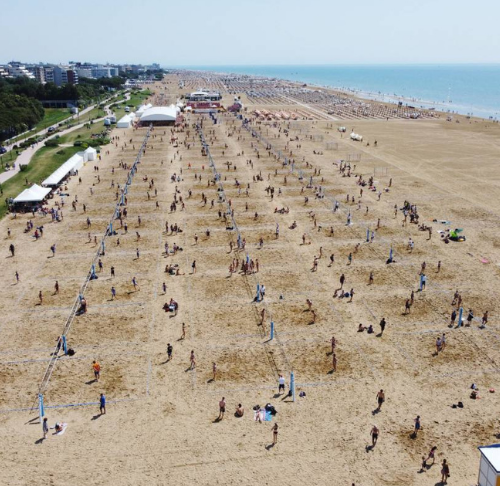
top-left (112, 89), bottom-right (152, 118)
top-left (80, 106), bottom-right (106, 123)
top-left (37, 108), bottom-right (74, 131)
top-left (57, 121), bottom-right (107, 145)
top-left (6, 109), bottom-right (75, 145)
top-left (0, 150), bottom-right (20, 174)
top-left (0, 145), bottom-right (81, 220)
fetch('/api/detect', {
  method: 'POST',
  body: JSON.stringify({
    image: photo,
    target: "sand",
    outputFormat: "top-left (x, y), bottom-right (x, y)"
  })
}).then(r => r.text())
top-left (0, 74), bottom-right (500, 485)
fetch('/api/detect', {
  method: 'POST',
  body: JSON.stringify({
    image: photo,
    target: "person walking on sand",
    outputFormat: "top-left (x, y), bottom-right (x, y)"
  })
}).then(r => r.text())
top-left (272, 423), bottom-right (279, 444)
top-left (167, 343), bottom-right (173, 361)
top-left (190, 350), bottom-right (196, 369)
top-left (181, 322), bottom-right (186, 340)
top-left (92, 360), bottom-right (101, 382)
top-left (332, 352), bottom-right (337, 372)
top-left (371, 425), bottom-right (379, 447)
top-left (426, 446), bottom-right (437, 465)
top-left (414, 415), bottom-right (421, 436)
top-left (218, 397), bottom-right (226, 420)
top-left (436, 335), bottom-right (443, 353)
top-left (376, 389), bottom-right (385, 411)
top-left (330, 336), bottom-right (336, 354)
top-left (480, 311), bottom-right (488, 329)
top-left (329, 254), bottom-right (335, 267)
top-left (441, 459), bottom-right (450, 484)
top-left (379, 317), bottom-right (386, 335)
top-left (43, 417), bottom-right (49, 439)
top-left (100, 393), bottom-right (106, 415)
top-left (212, 362), bottom-right (217, 381)
top-left (111, 286), bottom-right (116, 300)
top-left (340, 273), bottom-right (345, 289)
top-left (405, 299), bottom-right (411, 315)
top-left (54, 281), bottom-right (59, 294)
top-left (39, 290), bottom-right (43, 305)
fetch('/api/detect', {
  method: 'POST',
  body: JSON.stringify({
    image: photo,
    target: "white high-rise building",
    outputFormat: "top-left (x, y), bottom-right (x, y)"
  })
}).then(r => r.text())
top-left (2, 62), bottom-right (35, 79)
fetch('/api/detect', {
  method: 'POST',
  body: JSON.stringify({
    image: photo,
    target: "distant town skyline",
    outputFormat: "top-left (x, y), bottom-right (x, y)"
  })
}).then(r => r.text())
top-left (1, 0), bottom-right (499, 65)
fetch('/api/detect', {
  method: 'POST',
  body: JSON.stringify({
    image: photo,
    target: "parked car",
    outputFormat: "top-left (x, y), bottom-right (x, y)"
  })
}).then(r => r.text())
top-left (0, 146), bottom-right (7, 154)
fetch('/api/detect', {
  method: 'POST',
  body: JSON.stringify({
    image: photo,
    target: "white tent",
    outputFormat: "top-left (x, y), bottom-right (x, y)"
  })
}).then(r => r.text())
top-left (42, 153), bottom-right (84, 187)
top-left (136, 103), bottom-right (153, 117)
top-left (83, 146), bottom-right (97, 161)
top-left (14, 184), bottom-right (52, 203)
top-left (140, 106), bottom-right (178, 123)
top-left (478, 444), bottom-right (500, 486)
top-left (117, 114), bottom-right (133, 128)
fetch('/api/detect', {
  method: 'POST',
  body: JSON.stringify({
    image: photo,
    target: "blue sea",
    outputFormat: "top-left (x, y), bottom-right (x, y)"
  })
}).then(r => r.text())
top-left (176, 65), bottom-right (500, 119)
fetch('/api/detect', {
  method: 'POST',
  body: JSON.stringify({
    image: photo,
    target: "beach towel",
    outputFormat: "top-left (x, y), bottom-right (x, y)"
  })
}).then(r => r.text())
top-left (254, 410), bottom-right (272, 421)
top-left (54, 423), bottom-right (68, 436)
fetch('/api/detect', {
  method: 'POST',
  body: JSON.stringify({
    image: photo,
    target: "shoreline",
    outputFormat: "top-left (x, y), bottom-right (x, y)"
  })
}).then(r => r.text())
top-left (171, 66), bottom-right (499, 121)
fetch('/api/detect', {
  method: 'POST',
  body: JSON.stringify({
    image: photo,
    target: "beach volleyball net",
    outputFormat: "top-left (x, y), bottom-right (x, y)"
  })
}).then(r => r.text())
top-left (374, 167), bottom-right (389, 177)
top-left (325, 142), bottom-right (338, 150)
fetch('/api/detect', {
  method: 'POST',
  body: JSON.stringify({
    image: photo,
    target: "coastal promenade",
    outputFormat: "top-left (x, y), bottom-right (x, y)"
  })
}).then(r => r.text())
top-left (0, 92), bottom-right (130, 185)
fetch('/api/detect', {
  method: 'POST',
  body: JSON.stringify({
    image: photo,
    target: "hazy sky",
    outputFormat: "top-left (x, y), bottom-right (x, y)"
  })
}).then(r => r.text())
top-left (1, 0), bottom-right (499, 66)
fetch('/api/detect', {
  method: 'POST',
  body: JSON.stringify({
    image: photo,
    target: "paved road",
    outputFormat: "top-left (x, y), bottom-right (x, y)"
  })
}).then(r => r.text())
top-left (0, 92), bottom-right (130, 185)
top-left (3, 102), bottom-right (100, 153)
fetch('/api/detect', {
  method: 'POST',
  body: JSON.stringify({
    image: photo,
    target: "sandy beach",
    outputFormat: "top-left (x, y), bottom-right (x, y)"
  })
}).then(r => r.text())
top-left (0, 72), bottom-right (500, 485)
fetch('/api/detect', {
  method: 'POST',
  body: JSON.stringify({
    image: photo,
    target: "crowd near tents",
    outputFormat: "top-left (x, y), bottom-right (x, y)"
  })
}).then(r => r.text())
top-left (9, 147), bottom-right (98, 212)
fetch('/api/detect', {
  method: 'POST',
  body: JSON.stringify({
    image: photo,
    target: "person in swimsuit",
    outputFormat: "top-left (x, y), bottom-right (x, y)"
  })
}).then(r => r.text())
top-left (330, 336), bottom-right (336, 354)
top-left (426, 446), bottom-right (437, 464)
top-left (371, 425), bottom-right (379, 447)
top-left (235, 404), bottom-right (244, 417)
top-left (481, 311), bottom-right (488, 329)
top-left (466, 309), bottom-right (474, 326)
top-left (376, 390), bottom-right (385, 411)
top-left (272, 423), bottom-right (279, 444)
top-left (441, 459), bottom-right (450, 484)
top-left (218, 397), bottom-right (226, 420)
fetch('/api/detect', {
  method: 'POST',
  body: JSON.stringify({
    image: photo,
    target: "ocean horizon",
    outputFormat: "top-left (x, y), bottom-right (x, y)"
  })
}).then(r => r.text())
top-left (170, 64), bottom-right (500, 119)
